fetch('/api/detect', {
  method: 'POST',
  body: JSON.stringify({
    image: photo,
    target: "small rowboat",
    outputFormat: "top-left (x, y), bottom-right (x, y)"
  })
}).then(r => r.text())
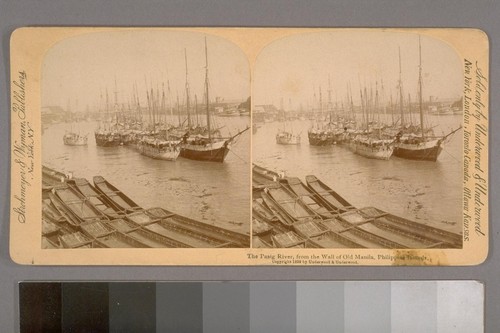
top-left (51, 183), bottom-right (108, 226)
top-left (305, 175), bottom-right (354, 212)
top-left (70, 178), bottom-right (125, 219)
top-left (285, 177), bottom-right (335, 219)
top-left (93, 176), bottom-right (142, 213)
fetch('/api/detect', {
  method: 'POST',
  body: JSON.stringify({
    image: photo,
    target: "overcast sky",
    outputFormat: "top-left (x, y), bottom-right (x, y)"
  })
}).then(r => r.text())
top-left (42, 30), bottom-right (250, 112)
top-left (253, 30), bottom-right (463, 110)
top-left (42, 30), bottom-right (462, 113)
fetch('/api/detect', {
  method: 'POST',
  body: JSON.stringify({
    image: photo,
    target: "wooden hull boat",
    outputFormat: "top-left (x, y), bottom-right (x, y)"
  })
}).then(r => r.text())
top-left (293, 220), bottom-right (364, 249)
top-left (70, 178), bottom-right (125, 219)
top-left (358, 207), bottom-right (462, 248)
top-left (50, 183), bottom-right (108, 226)
top-left (59, 231), bottom-right (94, 248)
top-left (252, 236), bottom-right (273, 248)
top-left (93, 176), bottom-right (142, 213)
top-left (147, 207), bottom-right (250, 248)
top-left (95, 131), bottom-right (122, 147)
top-left (63, 132), bottom-right (88, 146)
top-left (42, 165), bottom-right (68, 185)
top-left (319, 216), bottom-right (404, 249)
top-left (307, 129), bottom-right (335, 146)
top-left (272, 231), bottom-right (307, 248)
top-left (252, 164), bottom-right (285, 186)
top-left (138, 138), bottom-right (180, 161)
top-left (262, 183), bottom-right (320, 225)
top-left (252, 198), bottom-right (281, 224)
top-left (276, 131), bottom-right (301, 145)
top-left (285, 177), bottom-right (335, 219)
top-left (305, 175), bottom-right (354, 212)
top-left (179, 138), bottom-right (230, 162)
top-left (393, 137), bottom-right (442, 162)
top-left (252, 218), bottom-right (274, 237)
top-left (348, 136), bottom-right (394, 160)
top-left (94, 231), bottom-right (150, 248)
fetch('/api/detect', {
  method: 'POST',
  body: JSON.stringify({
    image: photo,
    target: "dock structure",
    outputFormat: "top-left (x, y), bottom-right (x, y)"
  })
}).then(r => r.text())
top-left (252, 165), bottom-right (462, 249)
top-left (42, 165), bottom-right (250, 249)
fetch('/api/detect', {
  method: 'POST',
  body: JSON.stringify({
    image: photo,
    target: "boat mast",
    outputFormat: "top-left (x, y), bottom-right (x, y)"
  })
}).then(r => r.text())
top-left (168, 80), bottom-right (173, 122)
top-left (161, 83), bottom-right (166, 127)
top-left (365, 86), bottom-right (369, 128)
top-left (99, 89), bottom-right (103, 129)
top-left (155, 84), bottom-right (160, 129)
top-left (368, 83), bottom-right (373, 124)
top-left (75, 99), bottom-right (80, 134)
top-left (195, 94), bottom-right (199, 126)
top-left (359, 88), bottom-right (364, 130)
top-left (313, 85), bottom-right (317, 128)
top-left (134, 82), bottom-right (142, 124)
top-left (408, 93), bottom-right (412, 125)
top-left (280, 97), bottom-right (286, 132)
top-left (398, 47), bottom-right (405, 127)
top-left (184, 49), bottom-right (192, 129)
top-left (349, 82), bottom-right (354, 123)
top-left (176, 92), bottom-right (181, 127)
top-left (114, 78), bottom-right (119, 128)
top-left (418, 36), bottom-right (425, 139)
top-left (381, 79), bottom-right (387, 124)
top-left (328, 75), bottom-right (333, 123)
top-left (105, 88), bottom-right (110, 131)
top-left (204, 37), bottom-right (211, 141)
top-left (375, 81), bottom-right (380, 125)
top-left (319, 86), bottom-right (323, 126)
top-left (390, 93), bottom-right (394, 125)
top-left (146, 88), bottom-right (151, 130)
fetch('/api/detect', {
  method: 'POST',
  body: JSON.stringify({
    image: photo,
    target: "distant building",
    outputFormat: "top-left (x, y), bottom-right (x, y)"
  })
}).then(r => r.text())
top-left (254, 104), bottom-right (279, 122)
top-left (252, 105), bottom-right (266, 123)
top-left (41, 106), bottom-right (68, 124)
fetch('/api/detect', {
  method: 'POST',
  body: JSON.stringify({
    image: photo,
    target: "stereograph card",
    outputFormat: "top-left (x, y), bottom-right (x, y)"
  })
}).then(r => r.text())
top-left (9, 27), bottom-right (488, 265)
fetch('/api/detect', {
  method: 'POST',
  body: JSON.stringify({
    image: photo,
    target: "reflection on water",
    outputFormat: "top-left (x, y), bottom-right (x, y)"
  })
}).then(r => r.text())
top-left (43, 118), bottom-right (251, 233)
top-left (253, 114), bottom-right (463, 233)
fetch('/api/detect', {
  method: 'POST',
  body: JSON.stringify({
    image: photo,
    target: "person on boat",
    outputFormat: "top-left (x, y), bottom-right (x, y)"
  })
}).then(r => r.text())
top-left (395, 130), bottom-right (403, 142)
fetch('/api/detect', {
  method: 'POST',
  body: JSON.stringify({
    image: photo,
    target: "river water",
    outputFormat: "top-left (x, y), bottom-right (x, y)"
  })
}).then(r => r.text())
top-left (253, 114), bottom-right (463, 234)
top-left (43, 116), bottom-right (251, 234)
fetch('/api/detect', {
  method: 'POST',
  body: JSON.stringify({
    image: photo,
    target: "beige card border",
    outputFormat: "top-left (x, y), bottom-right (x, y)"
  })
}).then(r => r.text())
top-left (10, 27), bottom-right (488, 265)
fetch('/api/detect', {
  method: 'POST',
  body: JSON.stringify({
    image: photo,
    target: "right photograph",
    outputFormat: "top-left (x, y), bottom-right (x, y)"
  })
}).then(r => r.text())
top-left (252, 31), bottom-right (463, 249)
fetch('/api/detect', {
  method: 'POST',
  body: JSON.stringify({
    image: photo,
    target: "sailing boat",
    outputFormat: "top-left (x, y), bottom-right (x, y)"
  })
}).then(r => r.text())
top-left (276, 127), bottom-right (301, 145)
top-left (95, 86), bottom-right (122, 147)
top-left (63, 130), bottom-right (88, 146)
top-left (138, 83), bottom-right (180, 161)
top-left (308, 86), bottom-right (335, 146)
top-left (348, 84), bottom-right (394, 160)
top-left (393, 37), bottom-right (461, 162)
top-left (276, 97), bottom-right (301, 145)
top-left (179, 38), bottom-right (249, 162)
top-left (63, 100), bottom-right (88, 146)
top-left (276, 116), bottom-right (301, 145)
top-left (138, 136), bottom-right (180, 161)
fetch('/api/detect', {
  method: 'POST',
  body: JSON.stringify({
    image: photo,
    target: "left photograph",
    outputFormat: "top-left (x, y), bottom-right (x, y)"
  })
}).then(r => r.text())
top-left (41, 30), bottom-right (251, 249)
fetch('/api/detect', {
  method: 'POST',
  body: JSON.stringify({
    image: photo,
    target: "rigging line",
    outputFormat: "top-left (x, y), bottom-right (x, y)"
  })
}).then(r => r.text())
top-left (441, 147), bottom-right (461, 164)
top-left (228, 149), bottom-right (249, 164)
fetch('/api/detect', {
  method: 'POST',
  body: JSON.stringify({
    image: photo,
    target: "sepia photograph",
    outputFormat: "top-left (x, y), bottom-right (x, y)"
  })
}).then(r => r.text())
top-left (40, 30), bottom-right (251, 249)
top-left (10, 27), bottom-right (487, 265)
top-left (252, 31), bottom-right (464, 249)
